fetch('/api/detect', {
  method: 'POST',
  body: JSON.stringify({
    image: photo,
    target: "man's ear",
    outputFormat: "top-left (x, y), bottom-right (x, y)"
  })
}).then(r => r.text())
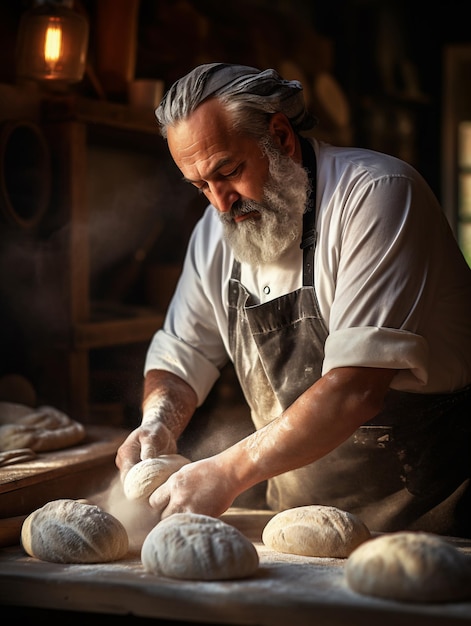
top-left (268, 112), bottom-right (297, 156)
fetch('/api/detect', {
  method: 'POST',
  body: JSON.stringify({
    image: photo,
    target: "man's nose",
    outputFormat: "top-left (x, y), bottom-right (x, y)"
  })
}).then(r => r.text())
top-left (210, 182), bottom-right (239, 213)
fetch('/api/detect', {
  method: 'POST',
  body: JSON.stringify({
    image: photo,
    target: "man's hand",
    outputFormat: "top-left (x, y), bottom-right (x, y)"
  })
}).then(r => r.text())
top-left (124, 366), bottom-right (396, 518)
top-left (148, 366), bottom-right (396, 518)
top-left (115, 369), bottom-right (198, 480)
top-left (115, 421), bottom-right (178, 479)
top-left (148, 456), bottom-right (239, 519)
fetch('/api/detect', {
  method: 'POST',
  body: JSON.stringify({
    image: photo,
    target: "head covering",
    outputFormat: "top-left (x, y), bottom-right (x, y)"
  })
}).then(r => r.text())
top-left (156, 62), bottom-right (317, 133)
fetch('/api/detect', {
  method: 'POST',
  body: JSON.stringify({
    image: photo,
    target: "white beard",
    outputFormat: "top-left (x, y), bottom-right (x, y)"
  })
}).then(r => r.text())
top-left (219, 140), bottom-right (310, 266)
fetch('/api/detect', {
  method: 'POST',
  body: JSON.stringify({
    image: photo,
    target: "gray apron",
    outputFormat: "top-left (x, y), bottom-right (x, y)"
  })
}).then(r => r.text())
top-left (228, 138), bottom-right (471, 536)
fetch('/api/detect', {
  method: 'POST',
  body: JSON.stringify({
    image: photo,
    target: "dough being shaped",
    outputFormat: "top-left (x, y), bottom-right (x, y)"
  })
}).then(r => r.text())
top-left (21, 499), bottom-right (129, 563)
top-left (345, 531), bottom-right (471, 603)
top-left (262, 505), bottom-right (371, 558)
top-left (123, 454), bottom-right (191, 500)
top-left (141, 512), bottom-right (259, 580)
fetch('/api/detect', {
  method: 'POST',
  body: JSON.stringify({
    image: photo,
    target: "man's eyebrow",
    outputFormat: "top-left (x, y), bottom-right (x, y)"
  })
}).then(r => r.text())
top-left (182, 157), bottom-right (233, 184)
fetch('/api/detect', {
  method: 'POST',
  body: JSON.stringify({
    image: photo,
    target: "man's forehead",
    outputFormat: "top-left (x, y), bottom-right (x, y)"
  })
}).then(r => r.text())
top-left (188, 97), bottom-right (234, 130)
top-left (167, 103), bottom-right (237, 180)
top-left (168, 100), bottom-right (233, 155)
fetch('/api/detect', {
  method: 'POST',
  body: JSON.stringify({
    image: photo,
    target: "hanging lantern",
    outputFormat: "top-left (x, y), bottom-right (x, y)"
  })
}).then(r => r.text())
top-left (16, 0), bottom-right (89, 85)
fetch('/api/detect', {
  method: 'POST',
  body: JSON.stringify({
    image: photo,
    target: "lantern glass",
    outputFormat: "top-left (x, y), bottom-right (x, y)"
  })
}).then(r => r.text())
top-left (16, 0), bottom-right (89, 84)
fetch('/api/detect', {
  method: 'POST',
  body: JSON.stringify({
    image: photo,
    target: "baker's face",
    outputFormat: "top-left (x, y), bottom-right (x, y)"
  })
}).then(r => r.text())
top-left (167, 98), bottom-right (269, 215)
top-left (168, 98), bottom-right (309, 265)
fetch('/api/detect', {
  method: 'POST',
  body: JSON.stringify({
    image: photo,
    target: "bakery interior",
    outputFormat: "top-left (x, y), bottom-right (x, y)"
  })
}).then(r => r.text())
top-left (0, 1), bottom-right (471, 624)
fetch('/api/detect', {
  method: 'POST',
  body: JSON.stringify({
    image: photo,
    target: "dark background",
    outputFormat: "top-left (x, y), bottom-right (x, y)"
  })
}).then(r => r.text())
top-left (0, 0), bottom-right (469, 440)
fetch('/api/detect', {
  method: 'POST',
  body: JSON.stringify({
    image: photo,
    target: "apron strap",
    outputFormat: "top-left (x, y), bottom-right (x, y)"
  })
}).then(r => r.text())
top-left (230, 257), bottom-right (241, 281)
top-left (300, 137), bottom-right (317, 287)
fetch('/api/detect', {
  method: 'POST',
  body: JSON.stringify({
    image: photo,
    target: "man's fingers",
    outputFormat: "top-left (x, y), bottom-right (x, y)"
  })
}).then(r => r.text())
top-left (117, 459), bottom-right (135, 483)
top-left (148, 484), bottom-right (167, 507)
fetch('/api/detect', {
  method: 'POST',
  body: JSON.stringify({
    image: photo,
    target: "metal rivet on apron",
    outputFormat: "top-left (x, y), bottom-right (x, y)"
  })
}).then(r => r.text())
top-left (263, 285), bottom-right (270, 295)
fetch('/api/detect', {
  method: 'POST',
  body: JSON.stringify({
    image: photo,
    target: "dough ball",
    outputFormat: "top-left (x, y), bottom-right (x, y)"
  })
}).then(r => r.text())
top-left (346, 531), bottom-right (471, 603)
top-left (262, 505), bottom-right (371, 558)
top-left (123, 454), bottom-right (191, 501)
top-left (141, 512), bottom-right (259, 580)
top-left (21, 499), bottom-right (129, 563)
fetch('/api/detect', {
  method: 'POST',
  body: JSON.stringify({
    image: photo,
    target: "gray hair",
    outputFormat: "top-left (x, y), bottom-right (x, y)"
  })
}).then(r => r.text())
top-left (155, 63), bottom-right (317, 140)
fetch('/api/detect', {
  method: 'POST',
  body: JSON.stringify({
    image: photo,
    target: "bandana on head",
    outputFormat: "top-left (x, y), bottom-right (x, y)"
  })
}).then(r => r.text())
top-left (156, 62), bottom-right (316, 132)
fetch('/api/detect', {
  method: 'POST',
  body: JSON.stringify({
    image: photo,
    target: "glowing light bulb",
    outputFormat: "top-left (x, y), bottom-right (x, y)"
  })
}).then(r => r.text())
top-left (16, 1), bottom-right (89, 85)
top-left (44, 23), bottom-right (62, 69)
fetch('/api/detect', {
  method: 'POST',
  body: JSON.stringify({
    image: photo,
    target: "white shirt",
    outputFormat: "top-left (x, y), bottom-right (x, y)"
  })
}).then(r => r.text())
top-left (145, 139), bottom-right (471, 406)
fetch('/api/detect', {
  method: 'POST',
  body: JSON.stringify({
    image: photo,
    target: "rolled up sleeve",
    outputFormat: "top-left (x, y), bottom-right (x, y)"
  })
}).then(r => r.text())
top-left (144, 329), bottom-right (221, 406)
top-left (322, 326), bottom-right (429, 390)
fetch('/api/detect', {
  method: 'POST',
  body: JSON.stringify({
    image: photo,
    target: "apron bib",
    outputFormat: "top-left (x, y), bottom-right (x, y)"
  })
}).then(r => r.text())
top-left (227, 138), bottom-right (471, 536)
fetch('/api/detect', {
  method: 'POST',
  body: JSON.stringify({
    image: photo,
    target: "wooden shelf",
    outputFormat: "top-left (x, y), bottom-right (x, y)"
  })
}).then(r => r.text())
top-left (74, 306), bottom-right (164, 349)
top-left (0, 88), bottom-right (174, 421)
top-left (75, 96), bottom-right (159, 134)
top-left (37, 96), bottom-right (170, 420)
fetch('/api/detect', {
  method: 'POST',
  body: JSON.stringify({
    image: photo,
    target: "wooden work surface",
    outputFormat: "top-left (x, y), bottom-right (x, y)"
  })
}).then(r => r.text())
top-left (0, 425), bottom-right (127, 493)
top-left (0, 425), bottom-right (128, 519)
top-left (0, 509), bottom-right (470, 626)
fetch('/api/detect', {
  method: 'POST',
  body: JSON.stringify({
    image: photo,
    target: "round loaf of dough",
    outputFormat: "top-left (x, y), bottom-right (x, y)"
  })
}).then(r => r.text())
top-left (141, 512), bottom-right (259, 580)
top-left (262, 505), bottom-right (371, 558)
top-left (345, 531), bottom-right (471, 603)
top-left (123, 455), bottom-right (191, 501)
top-left (21, 499), bottom-right (129, 563)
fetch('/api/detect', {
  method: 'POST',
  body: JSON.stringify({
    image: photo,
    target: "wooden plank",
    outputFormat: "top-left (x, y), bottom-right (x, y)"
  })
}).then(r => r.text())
top-left (0, 515), bottom-right (26, 547)
top-left (73, 314), bottom-right (163, 348)
top-left (75, 96), bottom-right (160, 135)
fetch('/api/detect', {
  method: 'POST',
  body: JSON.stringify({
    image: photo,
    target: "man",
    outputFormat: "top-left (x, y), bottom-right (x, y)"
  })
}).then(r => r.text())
top-left (116, 63), bottom-right (471, 536)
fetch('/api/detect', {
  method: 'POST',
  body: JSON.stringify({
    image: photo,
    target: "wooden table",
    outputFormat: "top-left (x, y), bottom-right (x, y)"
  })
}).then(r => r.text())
top-left (0, 509), bottom-right (470, 626)
top-left (0, 425), bottom-right (128, 545)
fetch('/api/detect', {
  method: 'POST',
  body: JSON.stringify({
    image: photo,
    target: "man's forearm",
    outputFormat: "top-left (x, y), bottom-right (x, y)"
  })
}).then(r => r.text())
top-left (143, 369), bottom-right (198, 440)
top-left (116, 369), bottom-right (197, 474)
top-left (215, 366), bottom-right (396, 494)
